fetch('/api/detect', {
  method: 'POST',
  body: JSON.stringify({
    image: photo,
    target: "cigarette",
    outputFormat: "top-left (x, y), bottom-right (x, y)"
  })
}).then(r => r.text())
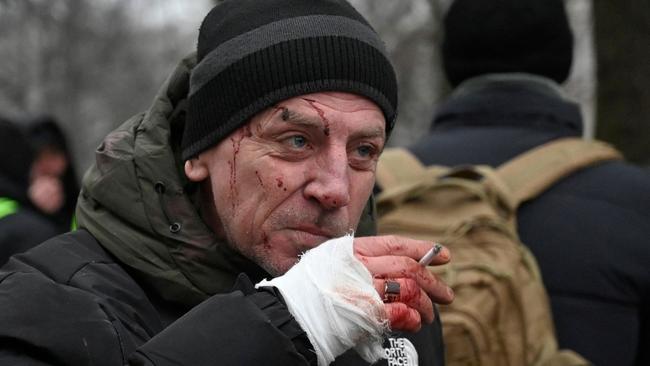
top-left (418, 243), bottom-right (442, 266)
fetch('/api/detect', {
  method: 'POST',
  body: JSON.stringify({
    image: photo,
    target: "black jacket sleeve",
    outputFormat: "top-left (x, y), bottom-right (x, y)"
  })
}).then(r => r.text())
top-left (130, 274), bottom-right (315, 366)
top-left (0, 272), bottom-right (314, 366)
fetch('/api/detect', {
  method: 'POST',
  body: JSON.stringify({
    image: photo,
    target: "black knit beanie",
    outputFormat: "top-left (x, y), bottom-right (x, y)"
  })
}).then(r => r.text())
top-left (442, 0), bottom-right (574, 87)
top-left (181, 0), bottom-right (398, 160)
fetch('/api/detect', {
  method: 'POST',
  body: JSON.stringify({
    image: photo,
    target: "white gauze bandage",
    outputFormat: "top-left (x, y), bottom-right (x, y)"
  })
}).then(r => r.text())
top-left (256, 234), bottom-right (388, 366)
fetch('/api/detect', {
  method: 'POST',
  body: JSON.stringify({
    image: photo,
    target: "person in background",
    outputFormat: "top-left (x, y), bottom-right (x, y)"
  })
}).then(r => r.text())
top-left (27, 116), bottom-right (80, 232)
top-left (0, 1), bottom-right (454, 365)
top-left (0, 116), bottom-right (58, 266)
top-left (406, 0), bottom-right (650, 365)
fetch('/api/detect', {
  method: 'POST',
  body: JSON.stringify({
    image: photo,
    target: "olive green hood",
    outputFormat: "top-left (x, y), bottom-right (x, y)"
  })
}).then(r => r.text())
top-left (76, 54), bottom-right (377, 306)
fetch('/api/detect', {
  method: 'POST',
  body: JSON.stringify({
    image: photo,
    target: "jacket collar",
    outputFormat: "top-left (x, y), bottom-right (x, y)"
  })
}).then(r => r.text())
top-left (453, 73), bottom-right (568, 99)
top-left (432, 73), bottom-right (583, 134)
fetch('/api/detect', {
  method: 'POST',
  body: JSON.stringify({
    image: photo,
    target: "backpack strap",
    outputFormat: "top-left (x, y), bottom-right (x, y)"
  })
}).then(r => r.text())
top-left (497, 137), bottom-right (623, 208)
top-left (375, 147), bottom-right (429, 191)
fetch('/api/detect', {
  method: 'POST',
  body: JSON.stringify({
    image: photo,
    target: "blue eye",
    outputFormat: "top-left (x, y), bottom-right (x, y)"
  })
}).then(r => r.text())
top-left (357, 145), bottom-right (374, 157)
top-left (289, 135), bottom-right (307, 148)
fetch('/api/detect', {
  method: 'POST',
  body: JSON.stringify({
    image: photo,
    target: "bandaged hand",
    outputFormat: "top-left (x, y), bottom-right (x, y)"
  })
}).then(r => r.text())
top-left (256, 234), bottom-right (453, 366)
top-left (354, 235), bottom-right (454, 332)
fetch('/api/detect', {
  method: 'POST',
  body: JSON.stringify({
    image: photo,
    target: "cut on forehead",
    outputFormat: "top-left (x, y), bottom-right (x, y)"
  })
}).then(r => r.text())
top-left (276, 107), bottom-right (385, 139)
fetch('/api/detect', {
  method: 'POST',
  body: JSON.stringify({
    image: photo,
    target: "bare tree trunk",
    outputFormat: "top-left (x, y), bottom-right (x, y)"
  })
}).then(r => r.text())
top-left (594, 0), bottom-right (650, 164)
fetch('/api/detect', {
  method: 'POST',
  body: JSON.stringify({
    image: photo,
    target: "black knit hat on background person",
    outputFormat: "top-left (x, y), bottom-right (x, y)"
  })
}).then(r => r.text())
top-left (181, 0), bottom-right (398, 160)
top-left (441, 0), bottom-right (574, 87)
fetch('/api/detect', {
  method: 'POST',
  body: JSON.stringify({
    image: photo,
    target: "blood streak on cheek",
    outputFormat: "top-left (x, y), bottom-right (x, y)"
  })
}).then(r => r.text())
top-left (303, 98), bottom-right (330, 136)
top-left (227, 160), bottom-right (236, 212)
top-left (228, 135), bottom-right (245, 212)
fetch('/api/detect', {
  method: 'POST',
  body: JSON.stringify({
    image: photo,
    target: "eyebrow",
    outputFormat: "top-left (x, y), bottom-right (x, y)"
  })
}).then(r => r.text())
top-left (277, 107), bottom-right (324, 129)
top-left (274, 106), bottom-right (386, 140)
top-left (354, 126), bottom-right (385, 140)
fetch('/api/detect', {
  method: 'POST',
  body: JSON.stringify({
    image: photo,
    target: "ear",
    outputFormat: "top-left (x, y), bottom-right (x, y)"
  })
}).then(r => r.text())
top-left (184, 158), bottom-right (209, 182)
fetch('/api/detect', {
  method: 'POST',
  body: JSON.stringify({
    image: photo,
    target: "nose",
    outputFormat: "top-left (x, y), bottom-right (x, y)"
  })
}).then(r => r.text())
top-left (303, 147), bottom-right (351, 210)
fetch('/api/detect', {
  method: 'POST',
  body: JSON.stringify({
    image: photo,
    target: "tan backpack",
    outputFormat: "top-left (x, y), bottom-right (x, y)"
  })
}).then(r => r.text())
top-left (375, 138), bottom-right (622, 366)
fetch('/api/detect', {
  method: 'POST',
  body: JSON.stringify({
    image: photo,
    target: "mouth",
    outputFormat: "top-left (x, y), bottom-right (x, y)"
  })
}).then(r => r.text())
top-left (292, 225), bottom-right (334, 237)
top-left (287, 225), bottom-right (335, 250)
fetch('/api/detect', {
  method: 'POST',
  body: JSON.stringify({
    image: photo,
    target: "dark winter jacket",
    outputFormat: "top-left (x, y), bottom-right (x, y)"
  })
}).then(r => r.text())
top-left (0, 199), bottom-right (58, 266)
top-left (0, 54), bottom-right (445, 365)
top-left (0, 119), bottom-right (58, 265)
top-left (410, 73), bottom-right (650, 366)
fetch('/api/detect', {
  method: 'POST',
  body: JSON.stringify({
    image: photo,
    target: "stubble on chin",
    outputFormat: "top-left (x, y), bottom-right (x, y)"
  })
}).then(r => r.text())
top-left (222, 203), bottom-right (355, 276)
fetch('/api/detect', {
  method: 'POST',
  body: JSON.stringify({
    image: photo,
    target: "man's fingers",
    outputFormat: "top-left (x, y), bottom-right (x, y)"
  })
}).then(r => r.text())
top-left (354, 235), bottom-right (451, 266)
top-left (364, 255), bottom-right (454, 305)
top-left (373, 278), bottom-right (434, 324)
top-left (384, 302), bottom-right (422, 332)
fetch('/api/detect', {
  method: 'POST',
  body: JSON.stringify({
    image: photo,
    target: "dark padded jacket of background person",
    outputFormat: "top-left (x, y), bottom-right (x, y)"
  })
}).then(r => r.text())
top-left (0, 55), bottom-right (445, 366)
top-left (0, 118), bottom-right (58, 266)
top-left (412, 1), bottom-right (650, 364)
top-left (409, 73), bottom-right (650, 366)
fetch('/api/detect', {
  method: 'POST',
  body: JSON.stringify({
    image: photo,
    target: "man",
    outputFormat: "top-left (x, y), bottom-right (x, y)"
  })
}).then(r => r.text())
top-left (0, 117), bottom-right (58, 265)
top-left (0, 1), bottom-right (454, 365)
top-left (407, 0), bottom-right (650, 365)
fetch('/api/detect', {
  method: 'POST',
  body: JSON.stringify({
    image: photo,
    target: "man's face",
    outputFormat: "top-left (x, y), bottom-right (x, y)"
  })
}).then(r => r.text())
top-left (185, 92), bottom-right (386, 276)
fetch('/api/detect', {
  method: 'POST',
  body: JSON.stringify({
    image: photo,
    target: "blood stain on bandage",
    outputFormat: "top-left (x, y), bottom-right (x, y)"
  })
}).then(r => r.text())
top-left (336, 289), bottom-right (386, 318)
